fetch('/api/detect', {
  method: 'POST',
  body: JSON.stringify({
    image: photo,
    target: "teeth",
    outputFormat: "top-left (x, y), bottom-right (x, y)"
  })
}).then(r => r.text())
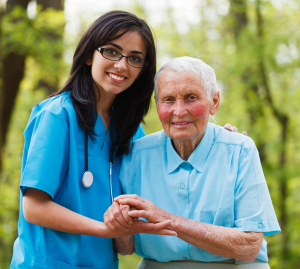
top-left (109, 73), bottom-right (125, 81)
top-left (174, 123), bottom-right (189, 125)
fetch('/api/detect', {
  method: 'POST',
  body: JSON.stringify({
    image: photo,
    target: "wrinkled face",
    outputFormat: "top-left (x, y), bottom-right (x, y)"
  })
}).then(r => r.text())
top-left (157, 70), bottom-right (219, 144)
top-left (86, 30), bottom-right (146, 96)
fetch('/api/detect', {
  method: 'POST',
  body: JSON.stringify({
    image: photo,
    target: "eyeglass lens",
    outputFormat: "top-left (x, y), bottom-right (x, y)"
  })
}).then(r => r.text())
top-left (101, 48), bottom-right (145, 68)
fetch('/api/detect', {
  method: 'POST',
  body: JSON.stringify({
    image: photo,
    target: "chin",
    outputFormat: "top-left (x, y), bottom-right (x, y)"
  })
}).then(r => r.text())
top-left (169, 133), bottom-right (194, 141)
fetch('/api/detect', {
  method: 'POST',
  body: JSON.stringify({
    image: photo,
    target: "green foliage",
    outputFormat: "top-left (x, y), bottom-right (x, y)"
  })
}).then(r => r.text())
top-left (1, 5), bottom-right (67, 89)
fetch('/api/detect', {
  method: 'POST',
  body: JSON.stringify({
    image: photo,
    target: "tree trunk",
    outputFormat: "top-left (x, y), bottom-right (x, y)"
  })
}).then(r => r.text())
top-left (0, 0), bottom-right (65, 172)
top-left (0, 0), bottom-right (30, 172)
top-left (255, 0), bottom-right (289, 264)
top-left (36, 0), bottom-right (64, 95)
top-left (229, 0), bottom-right (266, 161)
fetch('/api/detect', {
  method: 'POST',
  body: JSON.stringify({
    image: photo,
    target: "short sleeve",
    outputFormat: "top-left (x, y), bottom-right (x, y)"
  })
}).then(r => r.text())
top-left (234, 143), bottom-right (281, 236)
top-left (20, 110), bottom-right (69, 199)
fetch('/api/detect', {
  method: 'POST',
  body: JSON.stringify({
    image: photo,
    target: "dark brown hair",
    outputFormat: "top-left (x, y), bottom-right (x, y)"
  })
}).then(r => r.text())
top-left (54, 10), bottom-right (156, 156)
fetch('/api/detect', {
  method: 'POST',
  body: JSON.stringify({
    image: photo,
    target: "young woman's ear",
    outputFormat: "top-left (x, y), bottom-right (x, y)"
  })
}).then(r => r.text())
top-left (86, 58), bottom-right (92, 66)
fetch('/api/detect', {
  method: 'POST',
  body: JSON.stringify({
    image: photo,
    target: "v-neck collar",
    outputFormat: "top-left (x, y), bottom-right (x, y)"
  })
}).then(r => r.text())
top-left (166, 123), bottom-right (214, 174)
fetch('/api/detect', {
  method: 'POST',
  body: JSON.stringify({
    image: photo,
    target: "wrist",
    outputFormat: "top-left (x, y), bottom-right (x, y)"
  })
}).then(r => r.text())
top-left (97, 222), bottom-right (123, 238)
top-left (167, 213), bottom-right (178, 231)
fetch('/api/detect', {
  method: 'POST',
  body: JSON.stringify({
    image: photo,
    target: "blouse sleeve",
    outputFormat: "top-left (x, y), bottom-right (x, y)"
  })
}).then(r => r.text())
top-left (20, 110), bottom-right (70, 200)
top-left (234, 141), bottom-right (281, 236)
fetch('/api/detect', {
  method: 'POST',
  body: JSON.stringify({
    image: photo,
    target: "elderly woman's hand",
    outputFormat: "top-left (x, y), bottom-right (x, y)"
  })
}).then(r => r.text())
top-left (115, 194), bottom-right (264, 261)
top-left (114, 194), bottom-right (172, 225)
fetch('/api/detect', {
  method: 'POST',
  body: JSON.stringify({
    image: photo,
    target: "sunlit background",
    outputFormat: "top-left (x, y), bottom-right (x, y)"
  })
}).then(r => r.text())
top-left (0, 0), bottom-right (299, 268)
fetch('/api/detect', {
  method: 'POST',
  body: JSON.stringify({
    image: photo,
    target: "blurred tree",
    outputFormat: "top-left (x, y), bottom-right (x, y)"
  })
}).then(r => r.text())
top-left (0, 0), bottom-right (65, 267)
top-left (36, 0), bottom-right (64, 94)
top-left (0, 0), bottom-right (30, 172)
top-left (0, 0), bottom-right (65, 171)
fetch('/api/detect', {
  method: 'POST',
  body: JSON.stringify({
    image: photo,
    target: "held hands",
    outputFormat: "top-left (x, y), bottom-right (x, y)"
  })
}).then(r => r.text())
top-left (103, 197), bottom-right (176, 236)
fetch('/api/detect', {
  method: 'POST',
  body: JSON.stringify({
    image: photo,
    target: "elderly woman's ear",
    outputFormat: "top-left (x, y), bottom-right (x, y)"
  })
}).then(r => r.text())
top-left (209, 92), bottom-right (220, 116)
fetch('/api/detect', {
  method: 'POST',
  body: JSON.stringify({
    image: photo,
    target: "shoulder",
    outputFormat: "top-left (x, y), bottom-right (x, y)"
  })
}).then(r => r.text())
top-left (24, 92), bottom-right (76, 138)
top-left (127, 130), bottom-right (167, 156)
top-left (28, 92), bottom-right (74, 126)
top-left (39, 92), bottom-right (74, 117)
top-left (209, 123), bottom-right (256, 154)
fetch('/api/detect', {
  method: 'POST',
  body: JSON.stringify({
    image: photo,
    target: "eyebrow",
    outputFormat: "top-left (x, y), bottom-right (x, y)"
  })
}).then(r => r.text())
top-left (108, 43), bottom-right (145, 56)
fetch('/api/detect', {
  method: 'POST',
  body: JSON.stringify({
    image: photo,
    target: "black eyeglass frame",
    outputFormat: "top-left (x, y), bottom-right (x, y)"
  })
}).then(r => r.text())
top-left (96, 47), bottom-right (148, 69)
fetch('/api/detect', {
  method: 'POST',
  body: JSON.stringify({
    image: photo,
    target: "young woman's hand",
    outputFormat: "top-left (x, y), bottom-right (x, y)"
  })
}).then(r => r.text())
top-left (23, 188), bottom-right (176, 239)
top-left (104, 202), bottom-right (133, 232)
top-left (224, 123), bottom-right (247, 136)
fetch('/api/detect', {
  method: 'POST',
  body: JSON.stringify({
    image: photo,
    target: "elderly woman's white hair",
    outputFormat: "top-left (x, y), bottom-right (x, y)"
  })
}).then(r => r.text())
top-left (154, 56), bottom-right (220, 104)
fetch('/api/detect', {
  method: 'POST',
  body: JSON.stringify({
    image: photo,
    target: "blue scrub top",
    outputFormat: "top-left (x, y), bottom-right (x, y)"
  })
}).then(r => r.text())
top-left (10, 92), bottom-right (145, 269)
top-left (120, 123), bottom-right (281, 263)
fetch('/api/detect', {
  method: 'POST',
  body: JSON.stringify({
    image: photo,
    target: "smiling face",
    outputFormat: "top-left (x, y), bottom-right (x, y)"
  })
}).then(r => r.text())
top-left (86, 30), bottom-right (146, 98)
top-left (157, 70), bottom-right (220, 147)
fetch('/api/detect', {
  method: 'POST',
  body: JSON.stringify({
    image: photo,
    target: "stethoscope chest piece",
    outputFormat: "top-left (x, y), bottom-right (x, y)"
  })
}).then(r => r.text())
top-left (82, 171), bottom-right (94, 188)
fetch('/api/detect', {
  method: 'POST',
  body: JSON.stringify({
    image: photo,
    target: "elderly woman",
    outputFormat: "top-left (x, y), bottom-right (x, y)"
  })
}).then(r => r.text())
top-left (105, 57), bottom-right (280, 269)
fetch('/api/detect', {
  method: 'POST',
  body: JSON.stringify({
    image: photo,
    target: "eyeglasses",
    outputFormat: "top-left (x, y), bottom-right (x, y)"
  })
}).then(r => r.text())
top-left (96, 47), bottom-right (148, 69)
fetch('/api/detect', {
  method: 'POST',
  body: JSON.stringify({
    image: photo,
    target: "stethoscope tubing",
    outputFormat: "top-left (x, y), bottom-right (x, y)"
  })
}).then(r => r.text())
top-left (83, 131), bottom-right (114, 203)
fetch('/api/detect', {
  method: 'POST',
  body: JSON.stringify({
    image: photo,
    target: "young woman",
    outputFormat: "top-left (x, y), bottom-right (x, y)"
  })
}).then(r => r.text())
top-left (10, 11), bottom-right (176, 269)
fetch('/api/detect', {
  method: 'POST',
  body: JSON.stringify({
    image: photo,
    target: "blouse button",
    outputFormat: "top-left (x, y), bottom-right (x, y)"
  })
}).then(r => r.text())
top-left (180, 184), bottom-right (185, 189)
top-left (258, 224), bottom-right (263, 229)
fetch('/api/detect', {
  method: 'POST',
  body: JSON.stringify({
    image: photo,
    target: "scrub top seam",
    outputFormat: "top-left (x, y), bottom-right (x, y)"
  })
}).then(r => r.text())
top-left (41, 109), bottom-right (70, 129)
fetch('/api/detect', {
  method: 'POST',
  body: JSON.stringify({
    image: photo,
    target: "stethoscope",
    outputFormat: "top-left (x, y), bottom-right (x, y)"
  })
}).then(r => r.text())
top-left (82, 131), bottom-right (114, 203)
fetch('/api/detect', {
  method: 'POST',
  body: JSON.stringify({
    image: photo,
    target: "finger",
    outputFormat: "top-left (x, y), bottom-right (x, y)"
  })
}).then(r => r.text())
top-left (230, 126), bottom-right (238, 132)
top-left (118, 198), bottom-right (144, 209)
top-left (106, 204), bottom-right (130, 232)
top-left (134, 219), bottom-right (171, 230)
top-left (224, 123), bottom-right (232, 130)
top-left (156, 229), bottom-right (177, 236)
top-left (104, 213), bottom-right (118, 231)
top-left (120, 204), bottom-right (133, 224)
top-left (134, 220), bottom-right (177, 236)
top-left (112, 202), bottom-right (131, 228)
top-left (242, 131), bottom-right (248, 136)
top-left (128, 210), bottom-right (150, 220)
top-left (107, 213), bottom-right (129, 232)
top-left (114, 194), bottom-right (139, 202)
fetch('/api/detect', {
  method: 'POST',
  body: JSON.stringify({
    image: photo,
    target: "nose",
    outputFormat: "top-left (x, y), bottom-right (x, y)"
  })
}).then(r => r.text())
top-left (114, 56), bottom-right (128, 71)
top-left (173, 100), bottom-right (188, 117)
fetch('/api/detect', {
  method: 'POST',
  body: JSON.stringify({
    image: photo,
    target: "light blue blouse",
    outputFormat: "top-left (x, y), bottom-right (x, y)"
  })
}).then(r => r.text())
top-left (10, 92), bottom-right (145, 269)
top-left (120, 123), bottom-right (280, 263)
